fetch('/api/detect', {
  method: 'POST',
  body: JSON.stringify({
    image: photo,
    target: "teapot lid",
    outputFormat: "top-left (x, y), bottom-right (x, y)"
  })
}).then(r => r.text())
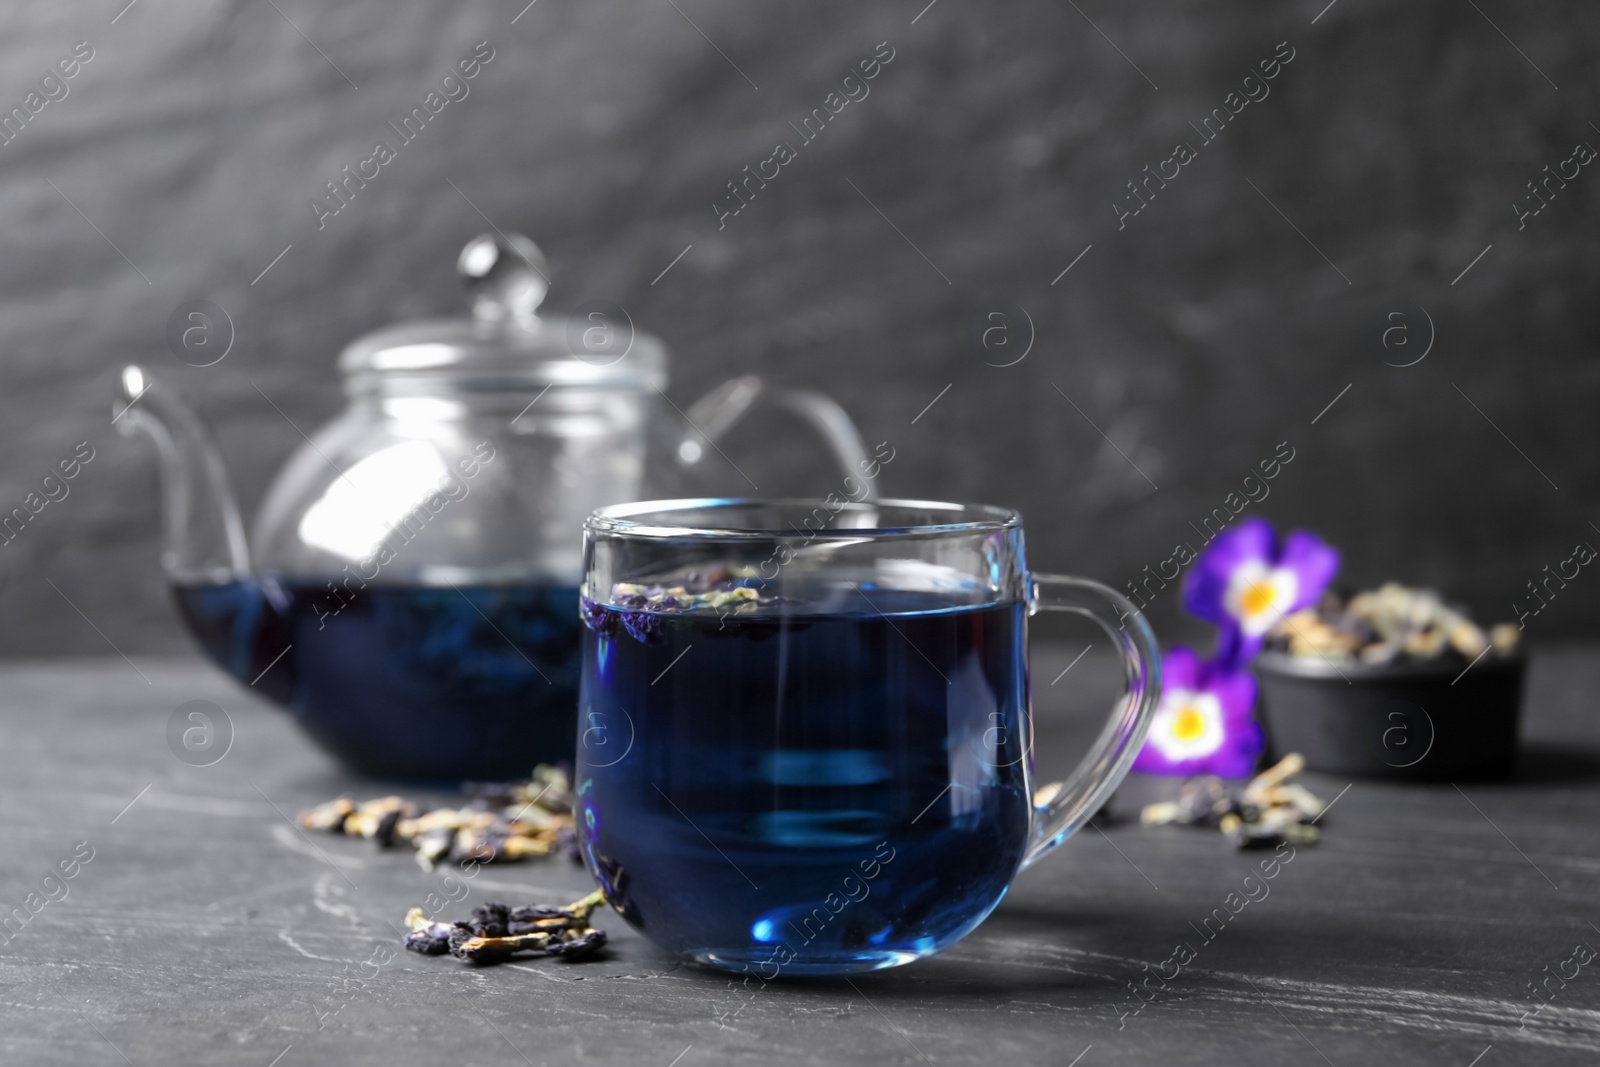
top-left (337, 233), bottom-right (667, 391)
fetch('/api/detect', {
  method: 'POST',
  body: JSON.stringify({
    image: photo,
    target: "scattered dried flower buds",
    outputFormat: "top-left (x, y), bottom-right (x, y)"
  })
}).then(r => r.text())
top-left (403, 889), bottom-right (609, 965)
top-left (297, 765), bottom-right (580, 870)
top-left (1220, 809), bottom-right (1319, 849)
top-left (1141, 753), bottom-right (1324, 850)
top-left (300, 797), bottom-right (355, 832)
top-left (1268, 582), bottom-right (1519, 667)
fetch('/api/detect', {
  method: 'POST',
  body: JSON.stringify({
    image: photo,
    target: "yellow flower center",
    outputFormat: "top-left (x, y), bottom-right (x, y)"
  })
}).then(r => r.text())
top-left (1240, 579), bottom-right (1277, 619)
top-left (1172, 705), bottom-right (1207, 742)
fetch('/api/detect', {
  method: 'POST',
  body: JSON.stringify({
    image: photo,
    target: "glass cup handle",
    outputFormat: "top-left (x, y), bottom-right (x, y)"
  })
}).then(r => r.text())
top-left (1021, 573), bottom-right (1162, 869)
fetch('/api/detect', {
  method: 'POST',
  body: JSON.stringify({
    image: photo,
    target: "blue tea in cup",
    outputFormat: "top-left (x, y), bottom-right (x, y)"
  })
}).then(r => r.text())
top-left (575, 499), bottom-right (1160, 975)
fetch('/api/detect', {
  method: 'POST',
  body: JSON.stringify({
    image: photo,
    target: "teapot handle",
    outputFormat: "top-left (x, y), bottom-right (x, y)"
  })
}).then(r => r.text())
top-left (676, 377), bottom-right (878, 500)
top-left (113, 365), bottom-right (251, 583)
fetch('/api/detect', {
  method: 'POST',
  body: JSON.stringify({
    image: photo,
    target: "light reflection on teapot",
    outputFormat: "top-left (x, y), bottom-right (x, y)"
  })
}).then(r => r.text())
top-left (117, 233), bottom-right (872, 781)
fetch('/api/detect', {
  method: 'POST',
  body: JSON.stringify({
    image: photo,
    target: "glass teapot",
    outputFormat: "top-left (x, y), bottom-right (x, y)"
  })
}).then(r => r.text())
top-left (118, 233), bottom-right (873, 781)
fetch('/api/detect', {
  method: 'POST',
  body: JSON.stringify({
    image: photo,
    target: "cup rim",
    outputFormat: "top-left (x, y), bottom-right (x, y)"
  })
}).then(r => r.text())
top-left (584, 497), bottom-right (1022, 539)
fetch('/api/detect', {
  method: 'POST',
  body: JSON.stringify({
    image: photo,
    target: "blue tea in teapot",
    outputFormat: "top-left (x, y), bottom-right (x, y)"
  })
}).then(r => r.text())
top-left (174, 576), bottom-right (582, 780)
top-left (118, 234), bottom-right (873, 780)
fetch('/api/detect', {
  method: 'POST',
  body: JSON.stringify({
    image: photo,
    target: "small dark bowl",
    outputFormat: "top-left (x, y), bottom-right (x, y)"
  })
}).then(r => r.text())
top-left (1253, 650), bottom-right (1526, 781)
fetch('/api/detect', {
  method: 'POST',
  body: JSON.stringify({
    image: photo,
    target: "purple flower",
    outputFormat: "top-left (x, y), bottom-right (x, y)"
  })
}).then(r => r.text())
top-left (1183, 517), bottom-right (1340, 666)
top-left (619, 610), bottom-right (664, 645)
top-left (1132, 647), bottom-right (1262, 779)
top-left (579, 597), bottom-right (616, 636)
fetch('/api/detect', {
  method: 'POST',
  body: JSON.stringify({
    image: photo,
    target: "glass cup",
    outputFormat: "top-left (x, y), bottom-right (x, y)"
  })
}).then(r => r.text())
top-left (575, 499), bottom-right (1161, 975)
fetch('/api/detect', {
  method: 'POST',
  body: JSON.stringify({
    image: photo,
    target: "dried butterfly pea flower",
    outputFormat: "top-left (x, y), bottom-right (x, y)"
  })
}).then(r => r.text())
top-left (1178, 776), bottom-right (1238, 824)
top-left (459, 772), bottom-right (570, 822)
top-left (554, 888), bottom-right (607, 922)
top-left (1144, 776), bottom-right (1240, 827)
top-left (1142, 801), bottom-right (1193, 827)
top-left (1140, 753), bottom-right (1325, 850)
top-left (299, 797), bottom-right (355, 833)
top-left (1220, 811), bottom-right (1320, 849)
top-left (373, 809), bottom-right (406, 847)
top-left (589, 580), bottom-right (776, 644)
top-left (462, 889), bottom-right (607, 932)
top-left (342, 797), bottom-right (418, 844)
top-left (452, 830), bottom-right (555, 864)
top-left (702, 587), bottom-right (759, 610)
top-left (451, 929), bottom-right (555, 963)
top-left (299, 766), bottom-right (577, 869)
top-left (505, 807), bottom-right (562, 835)
top-left (408, 807), bottom-right (478, 833)
top-left (528, 765), bottom-right (574, 812)
top-left (580, 597), bottom-right (618, 636)
top-left (1242, 752), bottom-right (1301, 796)
top-left (414, 827), bottom-right (455, 869)
top-left (1271, 582), bottom-right (1517, 666)
top-left (619, 610), bottom-right (664, 645)
top-left (1247, 782), bottom-right (1323, 821)
top-left (546, 928), bottom-right (608, 960)
top-left (396, 807), bottom-right (497, 855)
top-left (402, 908), bottom-right (454, 955)
top-left (404, 890), bottom-right (609, 965)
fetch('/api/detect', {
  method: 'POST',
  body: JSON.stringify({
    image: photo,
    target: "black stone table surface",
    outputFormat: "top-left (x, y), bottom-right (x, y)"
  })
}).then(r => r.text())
top-left (3, 643), bottom-right (1598, 1066)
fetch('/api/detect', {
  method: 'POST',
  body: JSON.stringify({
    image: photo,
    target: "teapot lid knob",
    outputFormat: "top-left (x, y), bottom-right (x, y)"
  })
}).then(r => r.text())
top-left (457, 232), bottom-right (550, 325)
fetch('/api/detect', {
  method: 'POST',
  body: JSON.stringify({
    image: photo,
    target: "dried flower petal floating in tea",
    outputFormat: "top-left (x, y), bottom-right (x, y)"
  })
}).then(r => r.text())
top-left (403, 889), bottom-right (608, 965)
top-left (580, 566), bottom-right (784, 646)
top-left (297, 764), bottom-right (580, 869)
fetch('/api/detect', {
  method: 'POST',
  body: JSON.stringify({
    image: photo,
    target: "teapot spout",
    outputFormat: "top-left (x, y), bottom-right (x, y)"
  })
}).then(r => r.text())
top-left (114, 365), bottom-right (250, 582)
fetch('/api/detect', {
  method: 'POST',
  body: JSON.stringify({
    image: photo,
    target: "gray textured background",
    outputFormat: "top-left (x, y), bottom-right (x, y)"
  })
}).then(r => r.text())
top-left (1, 0), bottom-right (1595, 656)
